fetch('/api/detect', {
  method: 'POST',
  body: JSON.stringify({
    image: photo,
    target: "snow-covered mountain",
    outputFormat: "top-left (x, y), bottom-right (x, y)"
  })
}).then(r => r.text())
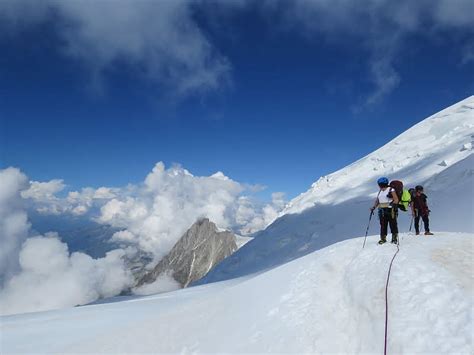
top-left (1, 98), bottom-right (473, 354)
top-left (137, 218), bottom-right (237, 288)
top-left (2, 232), bottom-right (472, 353)
top-left (197, 96), bottom-right (474, 284)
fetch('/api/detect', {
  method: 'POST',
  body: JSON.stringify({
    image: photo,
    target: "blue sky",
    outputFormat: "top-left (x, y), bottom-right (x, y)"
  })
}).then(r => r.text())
top-left (1, 0), bottom-right (473, 200)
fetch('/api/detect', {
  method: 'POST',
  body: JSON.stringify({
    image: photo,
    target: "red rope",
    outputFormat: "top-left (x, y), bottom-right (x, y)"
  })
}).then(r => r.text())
top-left (384, 243), bottom-right (400, 355)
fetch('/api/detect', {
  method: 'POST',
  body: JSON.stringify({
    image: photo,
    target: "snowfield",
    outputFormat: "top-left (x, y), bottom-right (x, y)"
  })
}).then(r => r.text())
top-left (1, 232), bottom-right (472, 353)
top-left (283, 97), bottom-right (474, 214)
top-left (198, 96), bottom-right (474, 284)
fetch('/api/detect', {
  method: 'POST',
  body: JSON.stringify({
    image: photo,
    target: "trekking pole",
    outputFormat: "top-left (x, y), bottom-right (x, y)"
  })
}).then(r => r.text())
top-left (362, 210), bottom-right (375, 249)
top-left (363, 190), bottom-right (381, 249)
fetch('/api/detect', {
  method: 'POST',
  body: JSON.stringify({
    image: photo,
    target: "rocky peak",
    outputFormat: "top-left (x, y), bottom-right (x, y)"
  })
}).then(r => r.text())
top-left (137, 218), bottom-right (237, 288)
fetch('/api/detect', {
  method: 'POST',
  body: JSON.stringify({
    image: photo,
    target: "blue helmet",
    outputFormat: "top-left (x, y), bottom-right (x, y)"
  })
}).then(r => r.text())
top-left (377, 177), bottom-right (389, 185)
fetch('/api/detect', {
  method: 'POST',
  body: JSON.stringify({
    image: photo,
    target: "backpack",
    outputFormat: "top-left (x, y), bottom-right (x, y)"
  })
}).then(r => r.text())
top-left (389, 180), bottom-right (411, 211)
top-left (400, 189), bottom-right (412, 211)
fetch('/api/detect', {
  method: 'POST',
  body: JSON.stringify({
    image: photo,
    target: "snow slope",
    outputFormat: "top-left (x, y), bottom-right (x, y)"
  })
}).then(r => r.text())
top-left (2, 233), bottom-right (472, 353)
top-left (198, 96), bottom-right (474, 284)
top-left (284, 96), bottom-right (474, 214)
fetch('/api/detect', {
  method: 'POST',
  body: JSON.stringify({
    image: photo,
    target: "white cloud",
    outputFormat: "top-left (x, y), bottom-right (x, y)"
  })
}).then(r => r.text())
top-left (23, 181), bottom-right (120, 216)
top-left (0, 234), bottom-right (134, 316)
top-left (111, 230), bottom-right (137, 243)
top-left (433, 0), bottom-right (474, 28)
top-left (21, 179), bottom-right (65, 200)
top-left (1, 0), bottom-right (471, 107)
top-left (132, 271), bottom-right (181, 296)
top-left (0, 168), bottom-right (30, 285)
top-left (260, 0), bottom-right (474, 107)
top-left (65, 186), bottom-right (120, 215)
top-left (2, 0), bottom-right (473, 108)
top-left (0, 0), bottom-right (231, 97)
top-left (236, 192), bottom-right (286, 234)
top-left (0, 167), bottom-right (134, 316)
top-left (20, 179), bottom-right (66, 215)
top-left (365, 53), bottom-right (401, 108)
top-left (93, 187), bottom-right (116, 199)
top-left (18, 162), bottom-right (285, 264)
top-left (98, 162), bottom-right (247, 260)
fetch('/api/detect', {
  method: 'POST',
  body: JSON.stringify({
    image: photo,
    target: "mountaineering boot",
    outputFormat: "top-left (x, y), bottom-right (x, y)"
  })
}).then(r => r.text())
top-left (378, 235), bottom-right (387, 245)
top-left (391, 234), bottom-right (398, 244)
top-left (416, 232), bottom-right (420, 235)
top-left (424, 231), bottom-right (434, 235)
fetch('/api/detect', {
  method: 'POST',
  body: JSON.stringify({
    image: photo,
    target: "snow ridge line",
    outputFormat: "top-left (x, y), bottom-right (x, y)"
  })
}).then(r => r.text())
top-left (384, 242), bottom-right (400, 355)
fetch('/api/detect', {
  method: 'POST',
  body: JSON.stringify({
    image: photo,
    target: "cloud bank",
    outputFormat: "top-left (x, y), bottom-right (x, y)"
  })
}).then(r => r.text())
top-left (22, 162), bottom-right (285, 261)
top-left (0, 234), bottom-right (133, 316)
top-left (4, 163), bottom-right (284, 314)
top-left (0, 168), bottom-right (134, 316)
top-left (100, 162), bottom-right (246, 259)
top-left (21, 180), bottom-right (120, 216)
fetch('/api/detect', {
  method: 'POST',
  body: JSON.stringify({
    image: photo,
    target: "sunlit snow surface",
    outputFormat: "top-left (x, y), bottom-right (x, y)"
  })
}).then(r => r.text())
top-left (198, 97), bottom-right (473, 284)
top-left (2, 233), bottom-right (472, 353)
top-left (285, 96), bottom-right (474, 212)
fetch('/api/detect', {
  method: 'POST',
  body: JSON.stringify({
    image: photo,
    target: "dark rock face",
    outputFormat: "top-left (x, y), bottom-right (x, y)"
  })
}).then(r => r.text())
top-left (137, 218), bottom-right (237, 287)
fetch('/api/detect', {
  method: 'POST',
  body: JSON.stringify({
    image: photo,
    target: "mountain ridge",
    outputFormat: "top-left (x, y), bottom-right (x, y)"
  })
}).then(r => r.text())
top-left (197, 96), bottom-right (474, 284)
top-left (137, 218), bottom-right (237, 289)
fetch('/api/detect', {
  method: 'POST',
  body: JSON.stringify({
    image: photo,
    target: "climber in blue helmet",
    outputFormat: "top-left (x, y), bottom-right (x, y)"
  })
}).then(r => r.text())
top-left (370, 177), bottom-right (399, 245)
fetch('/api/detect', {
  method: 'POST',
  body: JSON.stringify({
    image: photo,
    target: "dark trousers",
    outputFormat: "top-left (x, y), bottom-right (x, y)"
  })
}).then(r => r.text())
top-left (415, 214), bottom-right (430, 233)
top-left (378, 208), bottom-right (398, 238)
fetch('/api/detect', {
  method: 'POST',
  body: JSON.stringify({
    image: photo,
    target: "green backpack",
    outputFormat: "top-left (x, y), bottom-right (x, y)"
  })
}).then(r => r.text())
top-left (399, 189), bottom-right (412, 211)
top-left (389, 180), bottom-right (411, 212)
